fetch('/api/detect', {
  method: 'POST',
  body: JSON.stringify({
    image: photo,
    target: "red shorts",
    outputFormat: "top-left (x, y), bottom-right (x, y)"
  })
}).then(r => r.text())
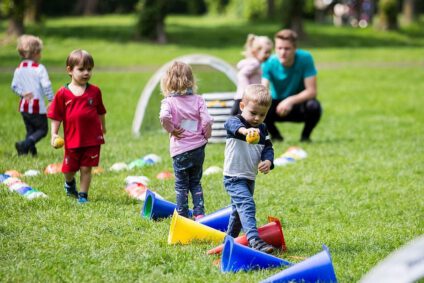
top-left (62, 146), bottom-right (101, 173)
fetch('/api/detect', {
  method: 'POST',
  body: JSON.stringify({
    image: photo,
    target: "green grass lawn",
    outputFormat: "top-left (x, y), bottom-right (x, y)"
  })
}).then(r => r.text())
top-left (0, 15), bottom-right (423, 282)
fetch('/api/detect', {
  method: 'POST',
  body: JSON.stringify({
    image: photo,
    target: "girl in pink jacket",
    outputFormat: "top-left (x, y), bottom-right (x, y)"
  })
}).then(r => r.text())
top-left (231, 34), bottom-right (273, 115)
top-left (159, 61), bottom-right (213, 219)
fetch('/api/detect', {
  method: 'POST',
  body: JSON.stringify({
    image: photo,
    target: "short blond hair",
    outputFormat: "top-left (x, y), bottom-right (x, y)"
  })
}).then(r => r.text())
top-left (17, 35), bottom-right (43, 59)
top-left (242, 84), bottom-right (271, 108)
top-left (243, 34), bottom-right (273, 58)
top-left (160, 61), bottom-right (197, 96)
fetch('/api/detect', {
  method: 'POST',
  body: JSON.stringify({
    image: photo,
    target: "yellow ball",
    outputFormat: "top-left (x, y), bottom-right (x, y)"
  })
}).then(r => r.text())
top-left (53, 137), bottom-right (64, 149)
top-left (246, 131), bottom-right (260, 144)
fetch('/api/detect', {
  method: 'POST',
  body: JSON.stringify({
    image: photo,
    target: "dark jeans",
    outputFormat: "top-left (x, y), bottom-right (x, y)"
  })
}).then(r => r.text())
top-left (21, 112), bottom-right (48, 144)
top-left (172, 145), bottom-right (206, 218)
top-left (264, 99), bottom-right (322, 140)
top-left (224, 176), bottom-right (258, 242)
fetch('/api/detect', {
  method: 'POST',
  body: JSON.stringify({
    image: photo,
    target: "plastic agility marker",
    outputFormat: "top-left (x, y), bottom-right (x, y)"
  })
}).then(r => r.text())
top-left (196, 206), bottom-right (232, 231)
top-left (207, 216), bottom-right (287, 255)
top-left (142, 190), bottom-right (192, 220)
top-left (260, 245), bottom-right (338, 283)
top-left (221, 236), bottom-right (292, 273)
top-left (168, 210), bottom-right (226, 244)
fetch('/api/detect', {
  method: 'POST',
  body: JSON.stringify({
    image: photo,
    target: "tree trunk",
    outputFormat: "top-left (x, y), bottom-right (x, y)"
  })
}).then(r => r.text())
top-left (402, 0), bottom-right (416, 25)
top-left (74, 0), bottom-right (99, 15)
top-left (135, 0), bottom-right (168, 43)
top-left (7, 0), bottom-right (26, 37)
top-left (25, 0), bottom-right (43, 23)
top-left (282, 0), bottom-right (305, 38)
top-left (377, 0), bottom-right (398, 30)
top-left (266, 0), bottom-right (275, 19)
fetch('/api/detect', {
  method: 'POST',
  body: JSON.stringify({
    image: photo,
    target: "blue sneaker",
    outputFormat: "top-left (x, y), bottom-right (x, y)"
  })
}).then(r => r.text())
top-left (64, 180), bottom-right (78, 198)
top-left (78, 197), bottom-right (88, 204)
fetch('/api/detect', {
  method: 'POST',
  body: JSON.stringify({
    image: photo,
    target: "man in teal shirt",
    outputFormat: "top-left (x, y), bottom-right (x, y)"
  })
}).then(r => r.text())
top-left (262, 29), bottom-right (322, 142)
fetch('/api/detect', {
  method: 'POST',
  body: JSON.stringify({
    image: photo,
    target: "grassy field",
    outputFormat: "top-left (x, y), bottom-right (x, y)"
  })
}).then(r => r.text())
top-left (0, 15), bottom-right (423, 282)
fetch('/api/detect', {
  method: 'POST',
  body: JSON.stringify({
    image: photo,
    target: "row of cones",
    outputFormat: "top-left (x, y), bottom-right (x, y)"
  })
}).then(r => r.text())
top-left (141, 189), bottom-right (338, 282)
top-left (0, 174), bottom-right (47, 200)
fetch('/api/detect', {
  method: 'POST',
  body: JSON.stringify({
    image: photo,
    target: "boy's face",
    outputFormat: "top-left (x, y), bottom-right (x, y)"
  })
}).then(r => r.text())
top-left (240, 100), bottom-right (269, 127)
top-left (275, 38), bottom-right (296, 67)
top-left (67, 64), bottom-right (92, 86)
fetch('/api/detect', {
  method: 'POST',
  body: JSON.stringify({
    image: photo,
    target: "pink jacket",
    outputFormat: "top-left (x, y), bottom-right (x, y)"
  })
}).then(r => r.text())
top-left (160, 94), bottom-right (213, 157)
top-left (235, 57), bottom-right (262, 100)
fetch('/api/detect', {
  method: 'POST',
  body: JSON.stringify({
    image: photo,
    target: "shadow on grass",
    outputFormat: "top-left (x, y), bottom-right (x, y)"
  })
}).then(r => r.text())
top-left (22, 19), bottom-right (424, 49)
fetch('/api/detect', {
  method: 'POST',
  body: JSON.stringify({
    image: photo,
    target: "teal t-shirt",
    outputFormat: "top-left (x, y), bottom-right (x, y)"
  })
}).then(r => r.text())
top-left (262, 49), bottom-right (317, 100)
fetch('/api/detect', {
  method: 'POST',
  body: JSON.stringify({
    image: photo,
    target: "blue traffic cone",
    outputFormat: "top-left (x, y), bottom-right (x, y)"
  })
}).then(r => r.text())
top-left (0, 174), bottom-right (10, 183)
top-left (260, 245), bottom-right (338, 283)
top-left (141, 190), bottom-right (192, 220)
top-left (221, 236), bottom-right (292, 273)
top-left (196, 206), bottom-right (232, 231)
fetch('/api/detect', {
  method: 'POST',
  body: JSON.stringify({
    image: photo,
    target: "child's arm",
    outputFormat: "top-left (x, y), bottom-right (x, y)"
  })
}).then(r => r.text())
top-left (99, 114), bottom-right (106, 134)
top-left (39, 65), bottom-right (54, 102)
top-left (50, 119), bottom-right (61, 147)
top-left (259, 126), bottom-right (274, 174)
top-left (199, 98), bottom-right (213, 139)
top-left (11, 71), bottom-right (33, 100)
top-left (159, 99), bottom-right (184, 139)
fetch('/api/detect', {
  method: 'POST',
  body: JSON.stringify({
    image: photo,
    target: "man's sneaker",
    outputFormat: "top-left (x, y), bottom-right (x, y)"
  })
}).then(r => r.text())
top-left (249, 238), bottom-right (274, 254)
top-left (78, 197), bottom-right (88, 204)
top-left (64, 181), bottom-right (78, 198)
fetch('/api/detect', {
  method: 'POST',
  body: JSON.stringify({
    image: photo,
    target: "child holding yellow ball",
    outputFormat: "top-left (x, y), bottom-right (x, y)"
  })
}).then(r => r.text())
top-left (223, 84), bottom-right (275, 253)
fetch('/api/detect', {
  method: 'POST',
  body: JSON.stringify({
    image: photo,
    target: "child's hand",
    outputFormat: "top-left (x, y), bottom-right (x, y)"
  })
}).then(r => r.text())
top-left (258, 160), bottom-right (272, 174)
top-left (23, 92), bottom-right (34, 101)
top-left (50, 134), bottom-right (60, 147)
top-left (171, 128), bottom-right (184, 139)
top-left (238, 127), bottom-right (258, 136)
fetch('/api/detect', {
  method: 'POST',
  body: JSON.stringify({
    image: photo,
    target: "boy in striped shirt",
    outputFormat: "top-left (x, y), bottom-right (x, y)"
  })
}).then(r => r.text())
top-left (11, 35), bottom-right (54, 156)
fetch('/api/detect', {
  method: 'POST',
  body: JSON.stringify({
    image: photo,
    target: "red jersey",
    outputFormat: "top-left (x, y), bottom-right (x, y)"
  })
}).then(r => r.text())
top-left (48, 84), bottom-right (106, 149)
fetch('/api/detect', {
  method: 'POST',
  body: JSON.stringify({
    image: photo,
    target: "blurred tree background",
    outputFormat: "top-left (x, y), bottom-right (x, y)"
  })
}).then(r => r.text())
top-left (1, 0), bottom-right (423, 41)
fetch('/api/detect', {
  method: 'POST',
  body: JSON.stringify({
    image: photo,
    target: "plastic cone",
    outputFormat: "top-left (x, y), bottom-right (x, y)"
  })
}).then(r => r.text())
top-left (196, 206), bottom-right (232, 231)
top-left (260, 245), bottom-right (338, 283)
top-left (207, 216), bottom-right (287, 255)
top-left (221, 236), bottom-right (292, 273)
top-left (168, 210), bottom-right (226, 244)
top-left (141, 190), bottom-right (192, 220)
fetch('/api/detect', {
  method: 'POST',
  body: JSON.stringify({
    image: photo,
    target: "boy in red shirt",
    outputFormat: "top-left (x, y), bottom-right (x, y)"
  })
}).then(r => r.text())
top-left (48, 49), bottom-right (106, 203)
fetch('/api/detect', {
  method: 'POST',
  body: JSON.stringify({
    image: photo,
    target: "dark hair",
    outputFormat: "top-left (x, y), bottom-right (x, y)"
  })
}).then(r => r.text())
top-left (274, 29), bottom-right (298, 46)
top-left (66, 49), bottom-right (94, 70)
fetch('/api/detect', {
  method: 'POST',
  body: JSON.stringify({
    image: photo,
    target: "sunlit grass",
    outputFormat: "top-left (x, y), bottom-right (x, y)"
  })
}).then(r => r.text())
top-left (0, 14), bottom-right (423, 283)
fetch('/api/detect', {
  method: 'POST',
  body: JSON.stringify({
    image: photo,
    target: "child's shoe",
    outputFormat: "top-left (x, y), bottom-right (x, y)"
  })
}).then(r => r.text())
top-left (78, 192), bottom-right (88, 204)
top-left (15, 141), bottom-right (28, 156)
top-left (249, 237), bottom-right (274, 254)
top-left (64, 179), bottom-right (78, 198)
top-left (194, 214), bottom-right (205, 220)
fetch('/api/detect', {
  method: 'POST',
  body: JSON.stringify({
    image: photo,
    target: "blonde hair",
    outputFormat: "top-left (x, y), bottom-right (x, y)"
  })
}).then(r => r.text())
top-left (242, 84), bottom-right (271, 108)
top-left (160, 61), bottom-right (197, 96)
top-left (66, 49), bottom-right (94, 70)
top-left (242, 34), bottom-right (273, 58)
top-left (17, 35), bottom-right (43, 59)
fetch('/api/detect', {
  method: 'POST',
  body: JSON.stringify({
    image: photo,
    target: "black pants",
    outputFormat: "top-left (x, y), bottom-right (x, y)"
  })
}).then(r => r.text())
top-left (264, 99), bottom-right (322, 140)
top-left (21, 112), bottom-right (48, 144)
top-left (230, 99), bottom-right (242, 116)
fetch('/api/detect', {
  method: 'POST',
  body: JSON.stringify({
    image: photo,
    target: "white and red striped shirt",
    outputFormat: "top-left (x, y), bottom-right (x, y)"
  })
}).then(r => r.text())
top-left (11, 60), bottom-right (54, 114)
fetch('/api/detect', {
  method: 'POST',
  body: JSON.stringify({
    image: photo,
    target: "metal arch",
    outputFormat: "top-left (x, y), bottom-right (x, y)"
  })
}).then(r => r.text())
top-left (131, 54), bottom-right (237, 136)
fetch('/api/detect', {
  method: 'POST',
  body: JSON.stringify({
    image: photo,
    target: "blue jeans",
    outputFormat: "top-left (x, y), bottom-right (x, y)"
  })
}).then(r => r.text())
top-left (224, 176), bottom-right (258, 242)
top-left (172, 145), bottom-right (205, 218)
